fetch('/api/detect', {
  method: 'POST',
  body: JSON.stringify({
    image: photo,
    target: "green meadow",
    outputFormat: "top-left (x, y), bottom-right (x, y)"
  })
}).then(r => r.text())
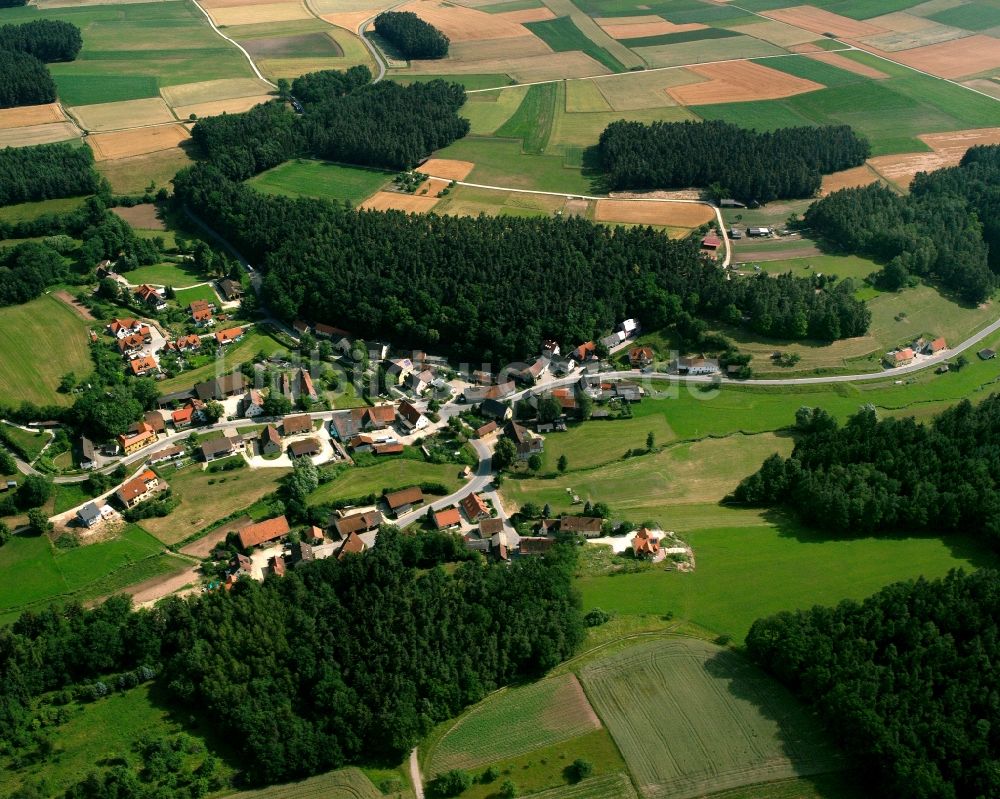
top-left (250, 160), bottom-right (393, 204)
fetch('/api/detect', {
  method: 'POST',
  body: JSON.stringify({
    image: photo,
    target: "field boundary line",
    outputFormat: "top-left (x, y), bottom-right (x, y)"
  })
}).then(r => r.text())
top-left (187, 0), bottom-right (277, 88)
top-left (462, 48), bottom-right (857, 93)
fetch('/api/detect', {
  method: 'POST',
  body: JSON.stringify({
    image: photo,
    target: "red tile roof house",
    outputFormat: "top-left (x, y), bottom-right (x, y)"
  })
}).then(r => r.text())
top-left (191, 305), bottom-right (214, 326)
top-left (629, 346), bottom-right (654, 368)
top-left (115, 469), bottom-right (163, 509)
top-left (134, 284), bottom-right (166, 310)
top-left (118, 423), bottom-right (156, 455)
top-left (129, 355), bottom-right (159, 377)
top-left (632, 527), bottom-right (662, 560)
top-left (433, 507), bottom-right (462, 530)
top-left (296, 368), bottom-right (318, 402)
top-left (214, 327), bottom-right (244, 346)
top-left (374, 442), bottom-right (404, 456)
top-left (108, 318), bottom-right (143, 339)
top-left (167, 334), bottom-right (201, 353)
top-left (460, 492), bottom-right (490, 522)
top-left (701, 233), bottom-right (721, 251)
top-left (929, 337), bottom-right (947, 354)
top-left (885, 347), bottom-right (915, 368)
top-left (282, 413), bottom-right (313, 436)
top-left (239, 515), bottom-right (291, 549)
top-left (337, 531), bottom-right (368, 559)
top-left (171, 405), bottom-right (195, 429)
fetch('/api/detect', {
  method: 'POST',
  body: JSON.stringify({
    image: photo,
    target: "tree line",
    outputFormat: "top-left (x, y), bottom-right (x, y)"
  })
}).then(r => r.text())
top-left (0, 142), bottom-right (99, 207)
top-left (173, 163), bottom-right (870, 363)
top-left (747, 569), bottom-right (1000, 799)
top-left (190, 72), bottom-right (469, 179)
top-left (731, 397), bottom-right (1000, 544)
top-left (804, 144), bottom-right (1000, 303)
top-left (0, 20), bottom-right (82, 108)
top-left (0, 528), bottom-right (585, 791)
top-left (598, 120), bottom-right (870, 204)
top-left (374, 11), bottom-right (449, 59)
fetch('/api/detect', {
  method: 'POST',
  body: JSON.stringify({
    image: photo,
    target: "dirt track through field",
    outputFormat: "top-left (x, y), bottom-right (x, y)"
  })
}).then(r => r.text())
top-left (53, 290), bottom-right (96, 321)
top-left (667, 60), bottom-right (823, 105)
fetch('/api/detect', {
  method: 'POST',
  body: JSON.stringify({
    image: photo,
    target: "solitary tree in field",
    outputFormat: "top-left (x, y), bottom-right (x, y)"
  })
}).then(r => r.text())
top-left (557, 454), bottom-right (568, 473)
top-left (646, 431), bottom-right (655, 451)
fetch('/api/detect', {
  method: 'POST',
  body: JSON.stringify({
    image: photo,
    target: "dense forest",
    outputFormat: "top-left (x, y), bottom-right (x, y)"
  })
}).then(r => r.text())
top-left (0, 50), bottom-right (56, 108)
top-left (731, 397), bottom-right (1000, 542)
top-left (0, 19), bottom-right (83, 61)
top-left (374, 11), bottom-right (449, 59)
top-left (747, 569), bottom-right (1000, 799)
top-left (0, 142), bottom-right (99, 207)
top-left (174, 164), bottom-right (870, 362)
top-left (0, 0), bottom-right (27, 7)
top-left (598, 120), bottom-right (869, 203)
top-left (191, 73), bottom-right (468, 178)
top-left (0, 241), bottom-right (71, 306)
top-left (0, 529), bottom-right (584, 792)
top-left (804, 145), bottom-right (1000, 303)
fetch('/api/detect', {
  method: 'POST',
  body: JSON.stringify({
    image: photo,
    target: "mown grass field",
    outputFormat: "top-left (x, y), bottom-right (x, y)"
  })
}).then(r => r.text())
top-left (0, 196), bottom-right (88, 225)
top-left (125, 261), bottom-right (205, 288)
top-left (0, 682), bottom-right (233, 798)
top-left (172, 283), bottom-right (221, 308)
top-left (0, 525), bottom-right (187, 623)
top-left (579, 638), bottom-right (842, 799)
top-left (0, 294), bottom-right (93, 408)
top-left (427, 674), bottom-right (600, 772)
top-left (140, 462), bottom-right (289, 545)
top-left (308, 460), bottom-right (464, 506)
top-left (250, 160), bottom-right (393, 204)
top-left (496, 83), bottom-right (558, 154)
top-left (433, 138), bottom-right (594, 194)
top-left (0, 423), bottom-right (51, 462)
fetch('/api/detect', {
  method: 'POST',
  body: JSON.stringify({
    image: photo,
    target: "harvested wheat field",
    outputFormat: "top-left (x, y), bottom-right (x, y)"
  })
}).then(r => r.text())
top-left (88, 124), bottom-right (190, 161)
top-left (0, 123), bottom-right (80, 148)
top-left (864, 129), bottom-right (1000, 191)
top-left (667, 60), bottom-right (823, 105)
top-left (174, 95), bottom-right (273, 120)
top-left (70, 98), bottom-right (175, 132)
top-left (322, 9), bottom-right (380, 31)
top-left (398, 0), bottom-right (531, 40)
top-left (411, 51), bottom-right (609, 82)
top-left (820, 164), bottom-right (881, 194)
top-left (208, 1), bottom-right (310, 26)
top-left (161, 78), bottom-right (273, 108)
top-left (418, 158), bottom-right (475, 181)
top-left (0, 104), bottom-right (65, 129)
top-left (726, 19), bottom-right (817, 47)
top-left (860, 34), bottom-right (1000, 79)
top-left (495, 7), bottom-right (554, 23)
top-left (806, 51), bottom-right (889, 78)
top-left (595, 200), bottom-right (714, 227)
top-left (598, 17), bottom-right (706, 40)
top-left (762, 6), bottom-right (887, 39)
top-left (361, 192), bottom-right (439, 212)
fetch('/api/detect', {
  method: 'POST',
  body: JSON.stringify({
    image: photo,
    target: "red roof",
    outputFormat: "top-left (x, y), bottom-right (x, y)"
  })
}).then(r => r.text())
top-left (460, 492), bottom-right (489, 520)
top-left (374, 442), bottom-right (404, 455)
top-left (385, 486), bottom-right (423, 510)
top-left (129, 356), bottom-right (158, 375)
top-left (433, 507), bottom-right (462, 528)
top-left (215, 327), bottom-right (243, 345)
top-left (239, 515), bottom-right (291, 548)
top-left (172, 406), bottom-right (194, 425)
top-left (116, 470), bottom-right (158, 504)
top-left (930, 337), bottom-right (947, 353)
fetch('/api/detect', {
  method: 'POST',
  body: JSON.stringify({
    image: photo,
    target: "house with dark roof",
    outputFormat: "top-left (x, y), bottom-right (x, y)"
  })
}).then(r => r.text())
top-left (239, 515), bottom-right (290, 549)
top-left (979, 348), bottom-right (996, 360)
top-left (506, 421), bottom-right (543, 460)
top-left (80, 436), bottom-right (96, 470)
top-left (398, 400), bottom-right (430, 433)
top-left (519, 537), bottom-right (557, 556)
top-left (194, 373), bottom-right (246, 401)
top-left (217, 279), bottom-right (243, 301)
top-left (149, 445), bottom-right (184, 465)
top-left (481, 398), bottom-right (512, 421)
top-left (333, 509), bottom-right (383, 539)
top-left (557, 515), bottom-right (603, 538)
top-left (259, 425), bottom-right (281, 455)
top-left (77, 502), bottom-right (103, 528)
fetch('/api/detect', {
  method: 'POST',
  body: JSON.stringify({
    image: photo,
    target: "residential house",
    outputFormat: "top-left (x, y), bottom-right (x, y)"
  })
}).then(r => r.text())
top-left (374, 442), bottom-right (403, 455)
top-left (217, 279), bottom-right (243, 301)
top-left (613, 381), bottom-right (642, 403)
top-left (572, 341), bottom-right (598, 363)
top-left (432, 507), bottom-right (462, 530)
top-left (149, 445), bottom-right (184, 465)
top-left (171, 405), bottom-right (195, 429)
top-left (134, 284), bottom-right (166, 310)
top-left (315, 323), bottom-right (349, 339)
top-left (337, 531), bottom-right (368, 559)
top-left (558, 516), bottom-right (603, 538)
top-left (520, 357), bottom-right (549, 384)
top-left (632, 527), bottom-right (662, 560)
top-left (333, 509), bottom-right (383, 539)
top-left (476, 421), bottom-right (497, 439)
top-left (506, 421), bottom-right (543, 460)
top-left (214, 327), bottom-right (244, 346)
top-left (384, 486), bottom-right (424, 515)
top-left (129, 355), bottom-right (158, 377)
top-left (676, 357), bottom-right (719, 375)
top-left (410, 369), bottom-right (435, 395)
top-left (77, 502), bottom-right (102, 528)
top-left (348, 434), bottom-right (375, 454)
top-left (462, 382), bottom-right (515, 403)
top-left (701, 233), bottom-right (721, 251)
top-left (296, 369), bottom-right (318, 403)
top-left (601, 331), bottom-right (626, 350)
top-left (542, 340), bottom-right (560, 357)
top-left (490, 530), bottom-right (511, 561)
top-left (194, 373), bottom-right (246, 402)
top-left (288, 438), bottom-right (321, 459)
top-left (471, 370), bottom-right (494, 385)
top-left (885, 348), bottom-right (915, 368)
top-left (259, 425), bottom-right (281, 455)
top-left (292, 319), bottom-right (311, 336)
top-left (519, 537), bottom-right (556, 556)
top-left (167, 334), bottom-right (201, 353)
top-left (242, 389), bottom-right (265, 418)
top-left (118, 331), bottom-right (150, 357)
top-left (115, 470), bottom-right (162, 509)
top-left (200, 437), bottom-right (235, 462)
top-left (364, 405), bottom-right (397, 430)
top-left (280, 372), bottom-right (293, 400)
top-left (269, 555), bottom-right (286, 577)
top-left (479, 518), bottom-right (504, 539)
top-left (117, 423), bottom-right (156, 455)
top-left (108, 318), bottom-right (143, 339)
top-left (190, 302), bottom-right (214, 326)
top-left (629, 346), bottom-right (654, 368)
top-left (141, 411), bottom-right (165, 435)
top-left (460, 492), bottom-right (490, 522)
top-left (928, 337), bottom-right (947, 354)
top-left (480, 398), bottom-right (512, 422)
top-left (388, 358), bottom-right (414, 383)
top-left (282, 414), bottom-right (313, 436)
top-left (80, 436), bottom-right (96, 470)
top-left (238, 515), bottom-right (290, 549)
top-left (397, 400), bottom-right (430, 433)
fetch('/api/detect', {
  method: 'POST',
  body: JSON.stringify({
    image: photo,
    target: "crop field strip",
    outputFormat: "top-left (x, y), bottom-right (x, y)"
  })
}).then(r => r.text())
top-left (578, 638), bottom-right (844, 799)
top-left (225, 767), bottom-right (382, 798)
